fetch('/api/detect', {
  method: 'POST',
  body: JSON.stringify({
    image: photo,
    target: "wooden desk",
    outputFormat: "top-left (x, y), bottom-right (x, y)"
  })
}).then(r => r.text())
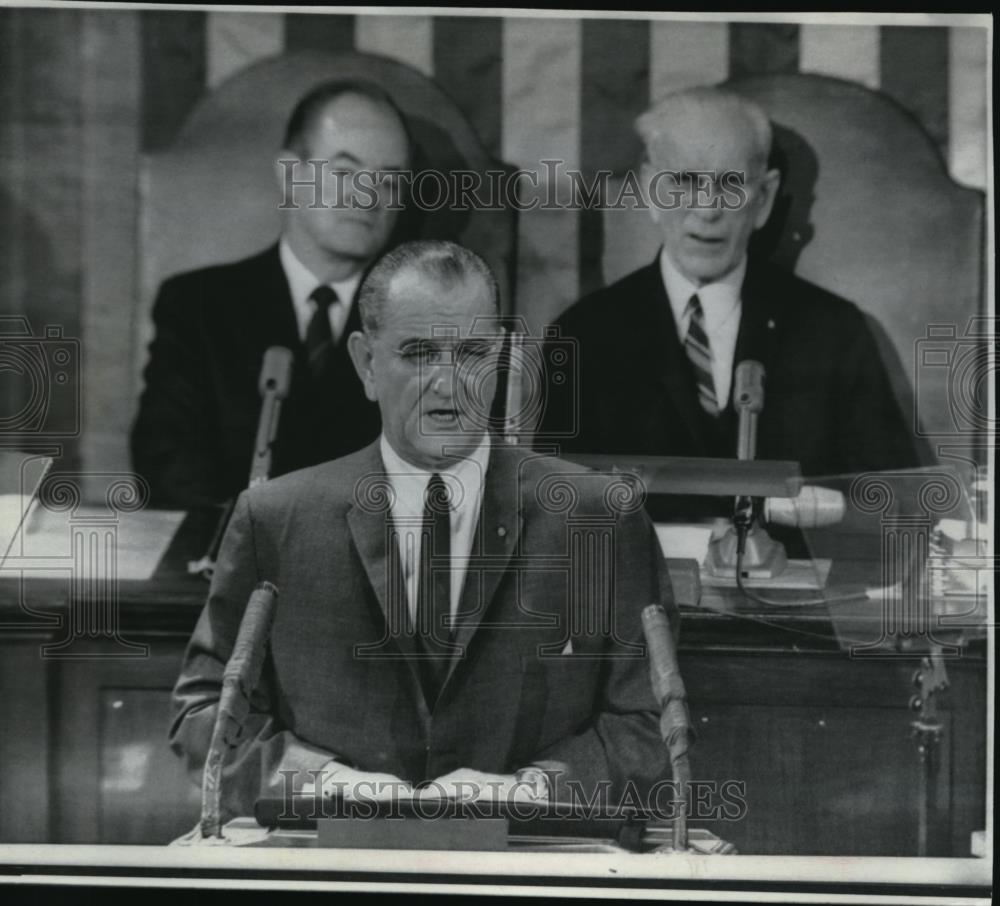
top-left (0, 559), bottom-right (986, 855)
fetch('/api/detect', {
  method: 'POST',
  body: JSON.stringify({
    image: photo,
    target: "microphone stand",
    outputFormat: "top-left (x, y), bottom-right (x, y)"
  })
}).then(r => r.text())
top-left (188, 347), bottom-right (292, 579)
top-left (705, 362), bottom-right (787, 580)
top-left (641, 604), bottom-right (692, 853)
top-left (174, 582), bottom-right (280, 844)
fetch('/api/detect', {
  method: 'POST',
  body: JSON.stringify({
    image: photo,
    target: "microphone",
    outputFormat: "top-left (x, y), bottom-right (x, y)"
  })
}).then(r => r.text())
top-left (705, 360), bottom-right (787, 579)
top-left (188, 347), bottom-right (294, 580)
top-left (764, 486), bottom-right (846, 528)
top-left (249, 346), bottom-right (294, 487)
top-left (641, 604), bottom-right (692, 853)
top-left (200, 581), bottom-right (279, 839)
top-left (733, 360), bottom-right (764, 461)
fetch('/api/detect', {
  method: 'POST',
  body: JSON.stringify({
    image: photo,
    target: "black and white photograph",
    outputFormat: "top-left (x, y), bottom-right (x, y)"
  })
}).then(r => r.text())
top-left (0, 5), bottom-right (993, 903)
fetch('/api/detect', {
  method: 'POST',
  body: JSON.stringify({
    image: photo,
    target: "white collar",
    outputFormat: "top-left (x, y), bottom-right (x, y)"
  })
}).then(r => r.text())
top-left (379, 433), bottom-right (491, 516)
top-left (279, 237), bottom-right (362, 334)
top-left (659, 249), bottom-right (746, 335)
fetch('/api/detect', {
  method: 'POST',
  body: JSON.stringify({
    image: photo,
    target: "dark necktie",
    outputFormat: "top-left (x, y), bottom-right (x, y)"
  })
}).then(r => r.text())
top-left (305, 285), bottom-right (339, 379)
top-left (416, 473), bottom-right (452, 704)
top-left (684, 293), bottom-right (719, 416)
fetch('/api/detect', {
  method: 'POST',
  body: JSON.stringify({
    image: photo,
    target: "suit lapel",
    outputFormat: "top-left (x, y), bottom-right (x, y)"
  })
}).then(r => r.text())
top-left (734, 260), bottom-right (781, 379)
top-left (639, 259), bottom-right (712, 453)
top-left (345, 443), bottom-right (421, 666)
top-left (252, 244), bottom-right (301, 354)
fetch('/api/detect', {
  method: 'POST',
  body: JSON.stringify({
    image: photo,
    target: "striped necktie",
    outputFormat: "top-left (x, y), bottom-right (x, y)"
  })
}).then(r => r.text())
top-left (305, 285), bottom-right (339, 379)
top-left (684, 293), bottom-right (719, 417)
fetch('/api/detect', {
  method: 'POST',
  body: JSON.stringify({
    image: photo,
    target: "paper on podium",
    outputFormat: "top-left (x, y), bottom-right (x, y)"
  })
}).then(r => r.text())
top-left (0, 452), bottom-right (53, 570)
top-left (4, 505), bottom-right (186, 581)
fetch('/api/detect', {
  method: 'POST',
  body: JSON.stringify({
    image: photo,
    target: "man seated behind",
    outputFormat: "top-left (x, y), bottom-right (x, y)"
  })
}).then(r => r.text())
top-left (170, 240), bottom-right (676, 817)
top-left (132, 80), bottom-right (412, 509)
top-left (539, 86), bottom-right (920, 481)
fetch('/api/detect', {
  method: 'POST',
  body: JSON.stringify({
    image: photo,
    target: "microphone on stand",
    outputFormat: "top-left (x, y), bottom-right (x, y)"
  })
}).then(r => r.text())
top-left (734, 359), bottom-right (764, 462)
top-left (249, 346), bottom-right (294, 486)
top-left (188, 347), bottom-right (293, 579)
top-left (706, 361), bottom-right (787, 579)
top-left (641, 604), bottom-right (692, 853)
top-left (764, 485), bottom-right (846, 528)
top-left (199, 581), bottom-right (279, 840)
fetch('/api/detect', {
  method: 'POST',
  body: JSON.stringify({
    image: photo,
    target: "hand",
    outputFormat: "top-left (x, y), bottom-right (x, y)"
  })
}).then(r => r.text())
top-left (421, 768), bottom-right (542, 803)
top-left (316, 763), bottom-right (414, 802)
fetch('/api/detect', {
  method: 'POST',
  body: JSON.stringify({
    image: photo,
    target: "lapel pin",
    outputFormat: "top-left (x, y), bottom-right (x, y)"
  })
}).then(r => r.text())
top-left (767, 319), bottom-right (776, 330)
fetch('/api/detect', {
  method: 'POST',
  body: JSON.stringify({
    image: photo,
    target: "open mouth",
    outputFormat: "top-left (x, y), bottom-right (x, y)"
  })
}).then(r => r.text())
top-left (426, 408), bottom-right (460, 426)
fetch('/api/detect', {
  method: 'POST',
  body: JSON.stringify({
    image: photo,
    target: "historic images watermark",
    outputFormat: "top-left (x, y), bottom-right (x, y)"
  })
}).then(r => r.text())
top-left (277, 766), bottom-right (748, 824)
top-left (277, 160), bottom-right (756, 213)
top-left (1, 317), bottom-right (150, 658)
top-left (914, 318), bottom-right (996, 441)
top-left (0, 315), bottom-right (81, 438)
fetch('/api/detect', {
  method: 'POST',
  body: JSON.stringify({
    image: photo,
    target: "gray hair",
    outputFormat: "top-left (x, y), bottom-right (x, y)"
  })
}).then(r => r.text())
top-left (358, 240), bottom-right (500, 334)
top-left (635, 86), bottom-right (773, 174)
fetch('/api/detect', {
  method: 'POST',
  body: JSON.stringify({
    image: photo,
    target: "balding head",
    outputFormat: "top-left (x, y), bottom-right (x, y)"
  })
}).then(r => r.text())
top-left (276, 81), bottom-right (412, 283)
top-left (636, 87), bottom-right (773, 176)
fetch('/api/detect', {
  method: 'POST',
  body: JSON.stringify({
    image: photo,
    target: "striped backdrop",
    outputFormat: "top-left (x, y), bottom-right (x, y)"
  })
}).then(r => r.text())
top-left (0, 8), bottom-right (990, 482)
top-left (141, 11), bottom-right (991, 323)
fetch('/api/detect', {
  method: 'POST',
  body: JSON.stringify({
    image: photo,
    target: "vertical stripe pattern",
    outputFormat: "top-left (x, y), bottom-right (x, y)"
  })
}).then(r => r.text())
top-left (684, 296), bottom-right (719, 416)
top-left (730, 23), bottom-right (800, 78)
top-left (206, 11), bottom-right (283, 88)
top-left (650, 21), bottom-right (730, 100)
top-left (432, 17), bottom-right (504, 160)
top-left (579, 19), bottom-right (649, 297)
top-left (284, 12), bottom-right (354, 54)
top-left (800, 24), bottom-right (880, 89)
top-left (355, 13), bottom-right (434, 76)
top-left (79, 9), bottom-right (141, 485)
top-left (881, 25), bottom-right (951, 158)
top-left (0, 10), bottom-right (988, 487)
top-left (948, 26), bottom-right (989, 189)
top-left (139, 10), bottom-right (206, 151)
top-left (502, 16), bottom-right (582, 331)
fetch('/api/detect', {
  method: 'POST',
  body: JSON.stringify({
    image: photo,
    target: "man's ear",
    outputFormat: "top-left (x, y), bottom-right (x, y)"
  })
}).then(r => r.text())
top-left (347, 330), bottom-right (378, 402)
top-left (753, 167), bottom-right (781, 229)
top-left (273, 148), bottom-right (300, 198)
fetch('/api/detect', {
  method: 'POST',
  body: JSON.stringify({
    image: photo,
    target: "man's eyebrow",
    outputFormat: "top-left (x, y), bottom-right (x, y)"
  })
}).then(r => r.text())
top-left (327, 152), bottom-right (408, 172)
top-left (398, 336), bottom-right (434, 350)
top-left (327, 152), bottom-right (364, 168)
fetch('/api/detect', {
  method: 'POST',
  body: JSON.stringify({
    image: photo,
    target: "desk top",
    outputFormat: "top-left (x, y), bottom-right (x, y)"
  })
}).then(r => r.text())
top-left (0, 507), bottom-right (988, 655)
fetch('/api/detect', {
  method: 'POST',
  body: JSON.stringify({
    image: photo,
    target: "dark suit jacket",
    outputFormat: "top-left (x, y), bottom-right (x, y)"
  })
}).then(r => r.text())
top-left (540, 257), bottom-right (921, 479)
top-left (169, 440), bottom-right (676, 818)
top-left (131, 245), bottom-right (381, 508)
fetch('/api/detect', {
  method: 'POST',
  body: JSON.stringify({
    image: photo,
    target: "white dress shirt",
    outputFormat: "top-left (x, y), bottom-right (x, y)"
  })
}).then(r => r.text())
top-left (379, 434), bottom-right (491, 626)
top-left (279, 238), bottom-right (362, 343)
top-left (659, 249), bottom-right (746, 410)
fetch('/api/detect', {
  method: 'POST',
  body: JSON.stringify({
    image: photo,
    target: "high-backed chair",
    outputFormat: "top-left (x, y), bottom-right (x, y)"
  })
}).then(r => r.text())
top-left (601, 73), bottom-right (985, 459)
top-left (135, 50), bottom-right (516, 391)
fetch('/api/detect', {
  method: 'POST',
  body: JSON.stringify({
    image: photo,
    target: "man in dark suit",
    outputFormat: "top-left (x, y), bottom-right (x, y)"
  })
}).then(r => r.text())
top-left (170, 241), bottom-right (675, 817)
top-left (132, 80), bottom-right (412, 508)
top-left (539, 87), bottom-right (920, 486)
